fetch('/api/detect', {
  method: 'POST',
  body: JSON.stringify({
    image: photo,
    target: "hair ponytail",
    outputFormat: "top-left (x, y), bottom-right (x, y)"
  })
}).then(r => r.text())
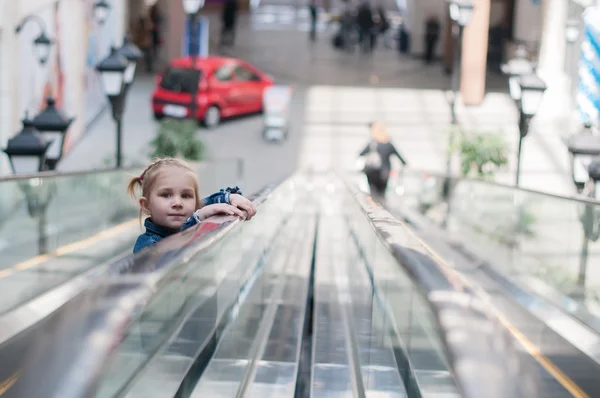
top-left (127, 176), bottom-right (142, 200)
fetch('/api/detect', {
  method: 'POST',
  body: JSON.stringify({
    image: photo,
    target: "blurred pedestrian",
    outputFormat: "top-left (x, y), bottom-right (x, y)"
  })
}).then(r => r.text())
top-left (424, 15), bottom-right (440, 64)
top-left (309, 0), bottom-right (319, 41)
top-left (359, 121), bottom-right (407, 200)
top-left (221, 0), bottom-right (238, 47)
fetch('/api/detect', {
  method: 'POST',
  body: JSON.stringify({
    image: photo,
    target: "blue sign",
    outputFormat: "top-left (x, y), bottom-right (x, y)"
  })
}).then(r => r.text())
top-left (578, 8), bottom-right (600, 124)
top-left (182, 17), bottom-right (209, 58)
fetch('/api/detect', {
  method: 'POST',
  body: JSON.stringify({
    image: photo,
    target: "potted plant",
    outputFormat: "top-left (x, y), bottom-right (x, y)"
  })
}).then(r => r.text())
top-left (150, 118), bottom-right (205, 161)
top-left (458, 132), bottom-right (508, 179)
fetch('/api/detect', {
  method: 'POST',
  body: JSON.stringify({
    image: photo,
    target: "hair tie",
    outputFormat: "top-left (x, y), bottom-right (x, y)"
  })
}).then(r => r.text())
top-left (140, 173), bottom-right (144, 181)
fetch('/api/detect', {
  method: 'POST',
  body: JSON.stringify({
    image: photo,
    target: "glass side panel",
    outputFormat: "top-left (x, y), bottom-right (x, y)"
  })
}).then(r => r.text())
top-left (94, 175), bottom-right (290, 398)
top-left (0, 160), bottom-right (243, 315)
top-left (343, 179), bottom-right (461, 397)
top-left (385, 171), bottom-right (600, 332)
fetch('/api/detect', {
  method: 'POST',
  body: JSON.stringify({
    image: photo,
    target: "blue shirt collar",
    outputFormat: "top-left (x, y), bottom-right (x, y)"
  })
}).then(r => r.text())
top-left (144, 218), bottom-right (175, 237)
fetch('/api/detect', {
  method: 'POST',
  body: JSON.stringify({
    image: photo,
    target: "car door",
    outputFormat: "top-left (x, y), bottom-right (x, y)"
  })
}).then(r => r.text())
top-left (233, 64), bottom-right (264, 113)
top-left (209, 62), bottom-right (240, 117)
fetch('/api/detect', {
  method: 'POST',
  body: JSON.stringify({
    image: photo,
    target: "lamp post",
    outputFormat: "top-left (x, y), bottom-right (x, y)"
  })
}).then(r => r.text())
top-left (514, 73), bottom-right (546, 186)
top-left (447, 0), bottom-right (473, 125)
top-left (118, 36), bottom-right (142, 95)
top-left (571, 158), bottom-right (600, 301)
top-left (93, 0), bottom-right (112, 26)
top-left (2, 118), bottom-right (50, 174)
top-left (442, 0), bottom-right (472, 200)
top-left (2, 120), bottom-right (54, 254)
top-left (15, 15), bottom-right (54, 66)
top-left (96, 47), bottom-right (128, 168)
top-left (183, 0), bottom-right (205, 122)
top-left (566, 123), bottom-right (600, 193)
top-left (31, 97), bottom-right (74, 170)
top-left (501, 46), bottom-right (533, 104)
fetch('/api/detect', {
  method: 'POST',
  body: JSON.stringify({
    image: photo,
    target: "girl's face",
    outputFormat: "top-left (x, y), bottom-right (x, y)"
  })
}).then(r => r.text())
top-left (140, 168), bottom-right (198, 231)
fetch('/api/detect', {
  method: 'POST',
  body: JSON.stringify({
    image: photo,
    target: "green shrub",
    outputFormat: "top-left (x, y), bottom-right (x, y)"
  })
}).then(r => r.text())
top-left (150, 118), bottom-right (205, 161)
top-left (459, 133), bottom-right (508, 179)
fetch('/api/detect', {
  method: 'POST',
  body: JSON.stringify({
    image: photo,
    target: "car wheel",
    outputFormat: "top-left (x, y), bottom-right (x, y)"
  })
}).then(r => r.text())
top-left (153, 112), bottom-right (164, 121)
top-left (203, 106), bottom-right (221, 129)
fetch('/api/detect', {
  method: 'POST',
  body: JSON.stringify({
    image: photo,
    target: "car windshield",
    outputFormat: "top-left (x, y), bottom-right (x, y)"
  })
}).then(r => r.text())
top-left (160, 67), bottom-right (202, 93)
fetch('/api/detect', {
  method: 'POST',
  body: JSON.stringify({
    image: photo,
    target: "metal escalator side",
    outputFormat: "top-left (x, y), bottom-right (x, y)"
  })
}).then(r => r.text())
top-left (381, 170), bottom-right (600, 397)
top-left (0, 179), bottom-right (281, 398)
top-left (0, 172), bottom-right (563, 398)
top-left (342, 176), bottom-right (543, 398)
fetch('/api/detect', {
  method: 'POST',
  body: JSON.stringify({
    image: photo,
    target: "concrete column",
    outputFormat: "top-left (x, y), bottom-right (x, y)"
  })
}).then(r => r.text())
top-left (538, 0), bottom-right (567, 79)
top-left (165, 0), bottom-right (186, 62)
top-left (460, 0), bottom-right (491, 105)
top-left (536, 0), bottom-right (570, 119)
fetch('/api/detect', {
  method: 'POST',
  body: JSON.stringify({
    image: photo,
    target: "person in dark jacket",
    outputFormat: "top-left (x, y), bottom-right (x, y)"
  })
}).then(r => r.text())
top-left (309, 0), bottom-right (319, 41)
top-left (356, 1), bottom-right (374, 53)
top-left (221, 0), bottom-right (238, 47)
top-left (424, 16), bottom-right (440, 64)
top-left (359, 121), bottom-right (407, 199)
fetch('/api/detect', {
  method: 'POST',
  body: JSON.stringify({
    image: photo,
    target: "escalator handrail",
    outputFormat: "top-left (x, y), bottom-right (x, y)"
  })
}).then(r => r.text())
top-left (344, 177), bottom-right (538, 398)
top-left (0, 181), bottom-right (280, 398)
top-left (401, 168), bottom-right (600, 206)
top-left (0, 166), bottom-right (142, 182)
top-left (0, 157), bottom-right (245, 182)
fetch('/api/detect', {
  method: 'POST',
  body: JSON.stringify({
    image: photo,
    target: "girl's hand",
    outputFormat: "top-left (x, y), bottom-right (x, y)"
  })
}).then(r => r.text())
top-left (230, 194), bottom-right (257, 220)
top-left (196, 204), bottom-right (247, 221)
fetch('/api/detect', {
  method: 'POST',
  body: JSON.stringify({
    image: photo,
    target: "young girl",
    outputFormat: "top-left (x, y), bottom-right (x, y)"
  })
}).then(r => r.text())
top-left (128, 158), bottom-right (256, 253)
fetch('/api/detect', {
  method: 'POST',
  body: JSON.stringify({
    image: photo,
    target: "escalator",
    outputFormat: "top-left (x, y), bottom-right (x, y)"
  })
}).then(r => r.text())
top-left (1, 170), bottom-right (600, 397)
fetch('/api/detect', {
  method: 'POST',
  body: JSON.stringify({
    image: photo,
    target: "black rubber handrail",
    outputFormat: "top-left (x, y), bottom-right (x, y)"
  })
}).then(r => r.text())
top-left (0, 180), bottom-right (280, 398)
top-left (344, 177), bottom-right (543, 398)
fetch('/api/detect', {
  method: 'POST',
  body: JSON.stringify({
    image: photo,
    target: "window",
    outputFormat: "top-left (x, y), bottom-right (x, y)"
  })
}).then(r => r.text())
top-left (160, 67), bottom-right (202, 93)
top-left (234, 66), bottom-right (260, 82)
top-left (214, 63), bottom-right (236, 81)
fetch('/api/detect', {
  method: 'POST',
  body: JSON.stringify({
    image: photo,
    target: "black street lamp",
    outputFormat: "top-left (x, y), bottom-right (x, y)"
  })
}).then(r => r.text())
top-left (501, 46), bottom-right (533, 103)
top-left (447, 0), bottom-right (473, 124)
top-left (514, 73), bottom-right (546, 186)
top-left (118, 36), bottom-right (143, 92)
top-left (2, 118), bottom-right (50, 174)
top-left (93, 0), bottom-right (112, 26)
top-left (183, 0), bottom-right (205, 123)
top-left (31, 97), bottom-right (74, 170)
top-left (443, 0), bottom-right (472, 200)
top-left (15, 15), bottom-right (54, 66)
top-left (566, 123), bottom-right (600, 193)
top-left (570, 159), bottom-right (600, 301)
top-left (96, 47), bottom-right (128, 168)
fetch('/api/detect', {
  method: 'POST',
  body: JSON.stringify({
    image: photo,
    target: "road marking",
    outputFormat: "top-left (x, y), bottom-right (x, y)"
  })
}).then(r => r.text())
top-left (0, 370), bottom-right (21, 395)
top-left (399, 220), bottom-right (590, 398)
top-left (0, 219), bottom-right (139, 280)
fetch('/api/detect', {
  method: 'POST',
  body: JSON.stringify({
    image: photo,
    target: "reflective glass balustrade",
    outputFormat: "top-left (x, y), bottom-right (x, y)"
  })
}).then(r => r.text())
top-left (0, 160), bottom-right (243, 315)
top-left (383, 170), bottom-right (600, 332)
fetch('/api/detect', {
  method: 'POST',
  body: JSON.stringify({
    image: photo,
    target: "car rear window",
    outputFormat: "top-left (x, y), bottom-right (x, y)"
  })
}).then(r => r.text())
top-left (160, 67), bottom-right (202, 93)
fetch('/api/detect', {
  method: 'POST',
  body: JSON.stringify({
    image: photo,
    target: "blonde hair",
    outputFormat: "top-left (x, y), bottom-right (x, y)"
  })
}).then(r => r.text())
top-left (370, 121), bottom-right (389, 143)
top-left (128, 158), bottom-right (202, 220)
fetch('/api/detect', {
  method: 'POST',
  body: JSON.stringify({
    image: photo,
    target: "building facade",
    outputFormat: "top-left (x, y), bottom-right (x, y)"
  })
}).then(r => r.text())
top-left (0, 0), bottom-right (128, 175)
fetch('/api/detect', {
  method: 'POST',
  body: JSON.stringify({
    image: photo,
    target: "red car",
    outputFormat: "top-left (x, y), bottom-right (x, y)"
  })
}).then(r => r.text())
top-left (151, 56), bottom-right (274, 128)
